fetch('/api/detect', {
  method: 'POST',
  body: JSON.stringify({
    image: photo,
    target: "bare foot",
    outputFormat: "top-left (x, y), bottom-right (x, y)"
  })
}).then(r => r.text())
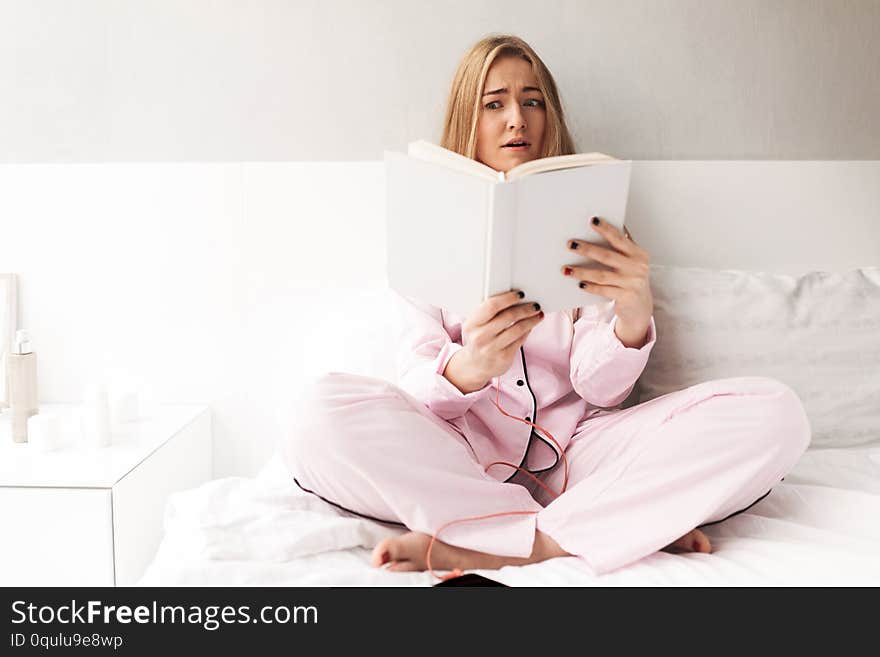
top-left (371, 530), bottom-right (570, 573)
top-left (662, 528), bottom-right (712, 554)
top-left (371, 527), bottom-right (711, 574)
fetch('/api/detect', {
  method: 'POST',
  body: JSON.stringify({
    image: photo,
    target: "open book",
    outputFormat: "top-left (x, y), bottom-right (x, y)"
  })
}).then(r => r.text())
top-left (385, 140), bottom-right (633, 317)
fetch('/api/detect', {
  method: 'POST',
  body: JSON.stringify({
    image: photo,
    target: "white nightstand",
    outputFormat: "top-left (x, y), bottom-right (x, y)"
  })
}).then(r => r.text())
top-left (0, 403), bottom-right (212, 586)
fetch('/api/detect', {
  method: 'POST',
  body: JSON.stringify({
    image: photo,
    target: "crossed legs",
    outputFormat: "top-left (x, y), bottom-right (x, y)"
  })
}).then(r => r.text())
top-left (283, 373), bottom-right (809, 575)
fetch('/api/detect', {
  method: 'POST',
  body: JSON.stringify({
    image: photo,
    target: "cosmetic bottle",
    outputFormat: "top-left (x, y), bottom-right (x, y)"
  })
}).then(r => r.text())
top-left (0, 349), bottom-right (8, 412)
top-left (8, 329), bottom-right (38, 443)
top-left (81, 382), bottom-right (111, 448)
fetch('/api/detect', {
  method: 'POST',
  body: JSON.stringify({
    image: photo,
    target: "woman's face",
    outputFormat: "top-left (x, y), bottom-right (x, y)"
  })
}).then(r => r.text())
top-left (475, 55), bottom-right (547, 172)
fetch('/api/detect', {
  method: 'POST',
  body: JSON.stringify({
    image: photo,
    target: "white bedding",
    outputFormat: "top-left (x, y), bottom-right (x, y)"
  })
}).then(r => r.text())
top-left (138, 443), bottom-right (880, 587)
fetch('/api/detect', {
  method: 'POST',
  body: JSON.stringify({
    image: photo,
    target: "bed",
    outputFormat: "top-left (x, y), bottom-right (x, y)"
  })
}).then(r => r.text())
top-left (139, 161), bottom-right (880, 586)
top-left (138, 443), bottom-right (880, 586)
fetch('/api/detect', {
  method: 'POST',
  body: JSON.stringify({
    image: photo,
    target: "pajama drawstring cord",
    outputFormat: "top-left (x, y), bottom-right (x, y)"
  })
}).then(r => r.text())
top-left (426, 376), bottom-right (570, 583)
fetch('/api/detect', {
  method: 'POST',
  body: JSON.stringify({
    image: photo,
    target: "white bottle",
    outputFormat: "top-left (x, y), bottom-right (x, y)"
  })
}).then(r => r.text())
top-left (0, 349), bottom-right (7, 412)
top-left (28, 412), bottom-right (63, 452)
top-left (8, 329), bottom-right (39, 443)
top-left (81, 382), bottom-right (111, 448)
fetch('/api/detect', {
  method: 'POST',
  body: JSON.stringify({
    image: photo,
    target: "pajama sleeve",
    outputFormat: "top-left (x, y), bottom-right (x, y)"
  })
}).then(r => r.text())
top-left (569, 300), bottom-right (657, 408)
top-left (391, 290), bottom-right (495, 420)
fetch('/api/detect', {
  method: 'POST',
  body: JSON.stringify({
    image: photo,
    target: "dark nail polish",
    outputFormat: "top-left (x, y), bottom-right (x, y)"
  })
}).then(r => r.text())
top-left (569, 241), bottom-right (578, 249)
top-left (592, 217), bottom-right (600, 226)
top-left (533, 303), bottom-right (540, 311)
top-left (517, 290), bottom-right (525, 299)
top-left (538, 311), bottom-right (544, 318)
top-left (563, 267), bottom-right (573, 276)
top-left (579, 281), bottom-right (587, 289)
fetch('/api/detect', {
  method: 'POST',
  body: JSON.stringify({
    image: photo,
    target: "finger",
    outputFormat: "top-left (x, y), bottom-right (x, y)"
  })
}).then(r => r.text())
top-left (503, 333), bottom-right (529, 355)
top-left (487, 303), bottom-right (544, 339)
top-left (497, 311), bottom-right (543, 349)
top-left (490, 300), bottom-right (541, 331)
top-left (472, 302), bottom-right (540, 349)
top-left (472, 289), bottom-right (526, 327)
top-left (568, 266), bottom-right (628, 288)
top-left (577, 280), bottom-right (622, 301)
top-left (565, 239), bottom-right (629, 271)
top-left (590, 216), bottom-right (638, 257)
top-left (501, 330), bottom-right (531, 355)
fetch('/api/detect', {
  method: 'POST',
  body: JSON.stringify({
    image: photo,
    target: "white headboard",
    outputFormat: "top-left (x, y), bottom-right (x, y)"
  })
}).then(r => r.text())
top-left (626, 162), bottom-right (880, 274)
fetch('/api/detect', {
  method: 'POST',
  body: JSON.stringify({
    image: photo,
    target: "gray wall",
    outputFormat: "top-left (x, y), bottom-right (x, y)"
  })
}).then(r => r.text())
top-left (2, 0), bottom-right (879, 162)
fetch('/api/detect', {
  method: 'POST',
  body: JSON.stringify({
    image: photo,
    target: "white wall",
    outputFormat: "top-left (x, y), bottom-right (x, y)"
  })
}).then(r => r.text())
top-left (1, 0), bottom-right (879, 162)
top-left (0, 162), bottom-right (396, 476)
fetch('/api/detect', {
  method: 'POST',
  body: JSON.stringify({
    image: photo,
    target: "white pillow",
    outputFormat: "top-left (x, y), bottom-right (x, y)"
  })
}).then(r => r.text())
top-left (639, 265), bottom-right (880, 448)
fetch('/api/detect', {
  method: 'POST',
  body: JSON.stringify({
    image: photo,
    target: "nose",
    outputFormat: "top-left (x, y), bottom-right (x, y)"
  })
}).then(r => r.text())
top-left (506, 103), bottom-right (526, 131)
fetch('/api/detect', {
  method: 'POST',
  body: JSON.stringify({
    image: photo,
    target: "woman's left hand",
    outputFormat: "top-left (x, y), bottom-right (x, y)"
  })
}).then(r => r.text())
top-left (561, 216), bottom-right (653, 348)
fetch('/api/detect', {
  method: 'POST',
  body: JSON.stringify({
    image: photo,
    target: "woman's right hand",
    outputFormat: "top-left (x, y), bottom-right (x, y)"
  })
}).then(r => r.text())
top-left (451, 290), bottom-right (544, 387)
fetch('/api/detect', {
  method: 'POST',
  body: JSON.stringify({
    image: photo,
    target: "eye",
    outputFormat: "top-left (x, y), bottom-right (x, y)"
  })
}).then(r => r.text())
top-left (484, 101), bottom-right (501, 110)
top-left (524, 98), bottom-right (545, 108)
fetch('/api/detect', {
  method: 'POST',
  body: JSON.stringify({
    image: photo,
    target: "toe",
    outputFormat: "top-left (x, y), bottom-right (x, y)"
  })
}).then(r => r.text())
top-left (371, 538), bottom-right (394, 567)
top-left (694, 530), bottom-right (712, 554)
top-left (663, 528), bottom-right (711, 554)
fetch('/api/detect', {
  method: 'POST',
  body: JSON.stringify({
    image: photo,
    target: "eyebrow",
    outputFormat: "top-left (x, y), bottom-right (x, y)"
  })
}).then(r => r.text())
top-left (482, 86), bottom-right (543, 97)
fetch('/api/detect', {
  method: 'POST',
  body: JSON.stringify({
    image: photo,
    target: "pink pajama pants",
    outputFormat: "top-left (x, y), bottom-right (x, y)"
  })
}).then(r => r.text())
top-left (282, 373), bottom-right (810, 574)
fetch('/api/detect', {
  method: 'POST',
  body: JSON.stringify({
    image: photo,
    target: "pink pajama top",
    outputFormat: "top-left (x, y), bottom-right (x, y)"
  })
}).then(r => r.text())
top-left (391, 291), bottom-right (658, 481)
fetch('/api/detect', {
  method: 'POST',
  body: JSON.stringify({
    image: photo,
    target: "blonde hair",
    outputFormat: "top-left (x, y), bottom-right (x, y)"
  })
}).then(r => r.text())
top-left (440, 34), bottom-right (576, 160)
top-left (440, 34), bottom-right (581, 326)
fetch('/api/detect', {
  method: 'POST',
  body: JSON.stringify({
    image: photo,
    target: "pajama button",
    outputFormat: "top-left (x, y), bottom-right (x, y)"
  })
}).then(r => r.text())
top-left (516, 379), bottom-right (524, 386)
top-left (525, 416), bottom-right (531, 422)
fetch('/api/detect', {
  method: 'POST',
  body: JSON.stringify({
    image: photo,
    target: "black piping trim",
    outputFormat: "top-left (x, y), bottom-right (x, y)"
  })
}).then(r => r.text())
top-left (696, 486), bottom-right (775, 528)
top-left (526, 429), bottom-right (561, 475)
top-left (502, 347), bottom-right (560, 482)
top-left (519, 346), bottom-right (537, 425)
top-left (518, 346), bottom-right (560, 475)
top-left (293, 477), bottom-right (406, 527)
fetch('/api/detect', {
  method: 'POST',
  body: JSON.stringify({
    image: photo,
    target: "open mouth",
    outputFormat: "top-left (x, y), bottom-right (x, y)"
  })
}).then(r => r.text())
top-left (502, 141), bottom-right (530, 149)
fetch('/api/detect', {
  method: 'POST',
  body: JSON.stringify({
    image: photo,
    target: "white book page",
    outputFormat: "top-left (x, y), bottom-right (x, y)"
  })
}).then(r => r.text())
top-left (509, 161), bottom-right (632, 313)
top-left (505, 152), bottom-right (617, 180)
top-left (385, 151), bottom-right (492, 317)
top-left (484, 183), bottom-right (516, 302)
top-left (406, 140), bottom-right (502, 183)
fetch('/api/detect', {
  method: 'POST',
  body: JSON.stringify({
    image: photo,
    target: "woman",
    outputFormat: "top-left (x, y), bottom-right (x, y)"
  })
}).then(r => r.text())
top-left (282, 34), bottom-right (810, 576)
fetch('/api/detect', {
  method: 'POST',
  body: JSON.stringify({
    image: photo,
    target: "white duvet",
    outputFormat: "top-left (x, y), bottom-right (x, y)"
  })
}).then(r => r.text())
top-left (138, 443), bottom-right (880, 587)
